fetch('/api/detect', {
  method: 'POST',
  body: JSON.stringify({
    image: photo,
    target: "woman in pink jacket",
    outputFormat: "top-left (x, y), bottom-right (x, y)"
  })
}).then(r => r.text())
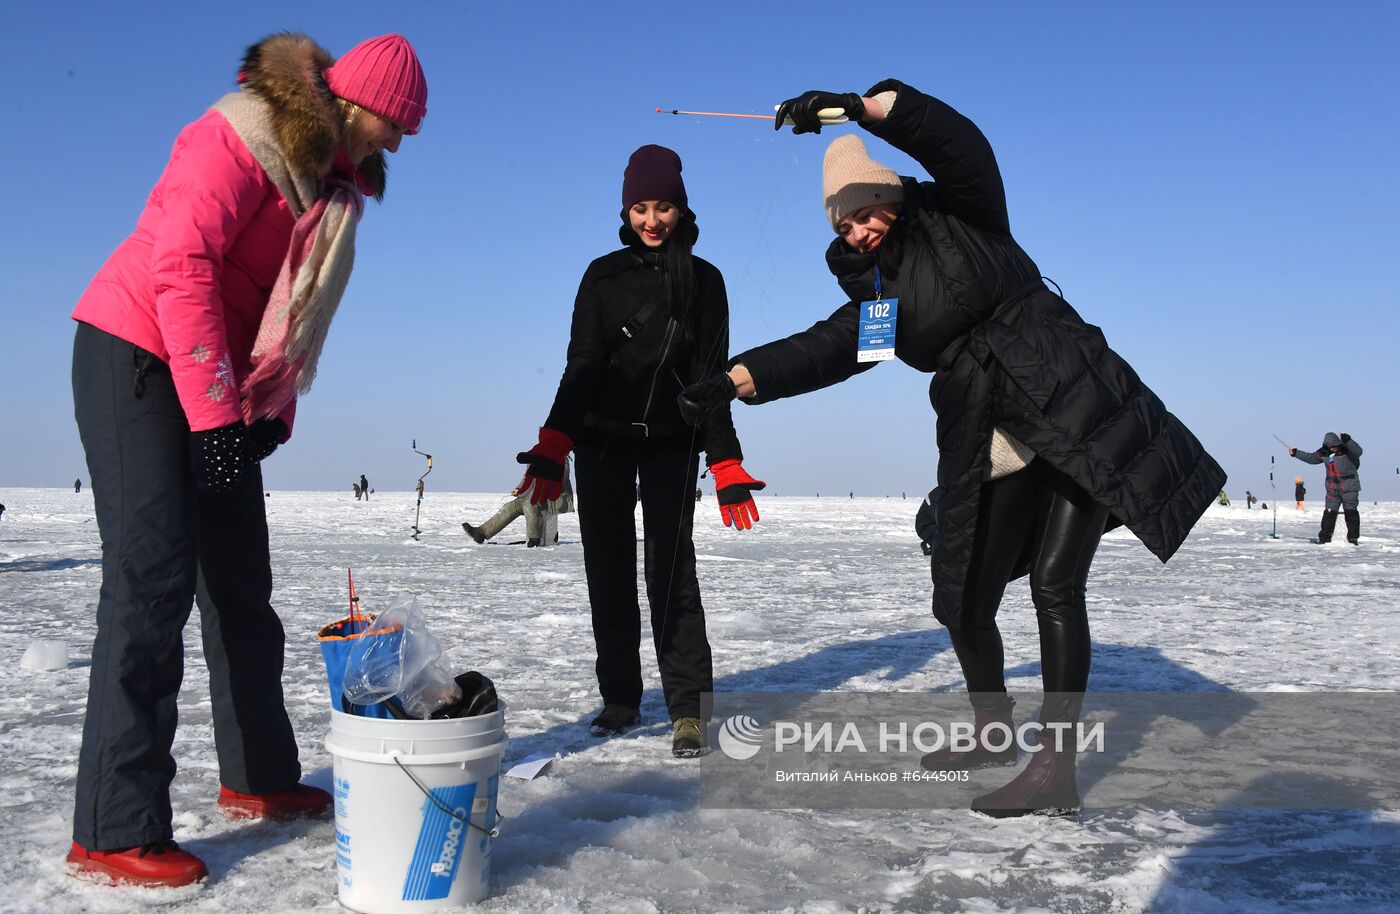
top-left (66, 33), bottom-right (426, 888)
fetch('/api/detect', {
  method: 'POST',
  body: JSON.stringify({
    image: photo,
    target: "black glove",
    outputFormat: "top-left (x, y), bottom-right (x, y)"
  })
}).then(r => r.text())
top-left (678, 372), bottom-right (738, 423)
top-left (191, 422), bottom-right (249, 495)
top-left (246, 418), bottom-right (288, 463)
top-left (1340, 433), bottom-right (1351, 443)
top-left (774, 90), bottom-right (864, 134)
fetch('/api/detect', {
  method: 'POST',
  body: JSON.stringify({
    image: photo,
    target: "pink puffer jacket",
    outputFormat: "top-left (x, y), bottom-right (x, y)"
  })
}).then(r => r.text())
top-left (70, 33), bottom-right (390, 436)
top-left (72, 109), bottom-right (297, 433)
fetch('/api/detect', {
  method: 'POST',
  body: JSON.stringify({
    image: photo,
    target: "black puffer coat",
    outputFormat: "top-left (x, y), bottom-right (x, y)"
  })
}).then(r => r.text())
top-left (546, 226), bottom-right (741, 462)
top-left (734, 80), bottom-right (1225, 630)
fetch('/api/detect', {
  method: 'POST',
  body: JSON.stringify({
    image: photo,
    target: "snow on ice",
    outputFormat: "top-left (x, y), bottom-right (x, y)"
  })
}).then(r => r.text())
top-left (1, 488), bottom-right (1398, 913)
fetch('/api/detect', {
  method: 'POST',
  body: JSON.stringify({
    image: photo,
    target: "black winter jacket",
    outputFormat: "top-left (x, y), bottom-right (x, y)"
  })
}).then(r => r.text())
top-left (545, 237), bottom-right (741, 462)
top-left (734, 80), bottom-right (1225, 630)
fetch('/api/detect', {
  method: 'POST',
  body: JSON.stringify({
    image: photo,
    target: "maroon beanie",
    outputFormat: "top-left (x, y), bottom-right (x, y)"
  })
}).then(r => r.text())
top-left (621, 144), bottom-right (687, 211)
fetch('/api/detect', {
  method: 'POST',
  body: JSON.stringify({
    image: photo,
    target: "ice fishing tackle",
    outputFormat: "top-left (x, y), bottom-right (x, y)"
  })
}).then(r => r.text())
top-left (656, 106), bottom-right (849, 127)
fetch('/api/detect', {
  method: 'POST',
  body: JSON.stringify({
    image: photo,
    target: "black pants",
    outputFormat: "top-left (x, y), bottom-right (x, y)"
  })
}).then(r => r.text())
top-left (574, 439), bottom-right (712, 720)
top-left (71, 323), bottom-right (299, 851)
top-left (1318, 497), bottom-right (1360, 543)
top-left (947, 460), bottom-right (1108, 724)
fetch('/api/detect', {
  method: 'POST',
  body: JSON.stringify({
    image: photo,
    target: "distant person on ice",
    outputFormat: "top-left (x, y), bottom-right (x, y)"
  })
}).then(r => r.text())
top-left (1245, 490), bottom-right (1257, 509)
top-left (64, 33), bottom-right (427, 887)
top-left (1290, 432), bottom-right (1362, 544)
top-left (463, 460), bottom-right (575, 546)
top-left (1295, 476), bottom-right (1306, 511)
top-left (680, 80), bottom-right (1224, 817)
top-left (359, 473), bottom-right (370, 500)
top-left (513, 144), bottom-right (763, 759)
top-left (1217, 490), bottom-right (1230, 506)
top-left (352, 481), bottom-right (362, 500)
top-left (75, 478), bottom-right (82, 493)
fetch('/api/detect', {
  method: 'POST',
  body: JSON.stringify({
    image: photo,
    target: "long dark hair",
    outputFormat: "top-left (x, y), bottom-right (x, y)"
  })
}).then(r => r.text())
top-left (874, 215), bottom-right (906, 281)
top-left (619, 208), bottom-right (700, 324)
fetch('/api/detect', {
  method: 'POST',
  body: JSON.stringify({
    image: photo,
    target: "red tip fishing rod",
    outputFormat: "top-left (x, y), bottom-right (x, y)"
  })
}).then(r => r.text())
top-left (657, 106), bottom-right (849, 126)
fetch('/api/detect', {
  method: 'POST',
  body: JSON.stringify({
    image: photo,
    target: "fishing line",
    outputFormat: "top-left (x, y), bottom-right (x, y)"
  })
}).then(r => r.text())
top-left (651, 147), bottom-right (802, 646)
top-left (624, 104), bottom-right (817, 681)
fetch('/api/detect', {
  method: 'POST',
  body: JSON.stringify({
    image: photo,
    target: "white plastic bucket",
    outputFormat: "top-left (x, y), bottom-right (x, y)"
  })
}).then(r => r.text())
top-left (326, 706), bottom-right (507, 912)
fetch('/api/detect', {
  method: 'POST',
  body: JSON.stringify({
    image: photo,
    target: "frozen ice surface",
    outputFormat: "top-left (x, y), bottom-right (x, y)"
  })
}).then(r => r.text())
top-left (1, 488), bottom-right (1398, 913)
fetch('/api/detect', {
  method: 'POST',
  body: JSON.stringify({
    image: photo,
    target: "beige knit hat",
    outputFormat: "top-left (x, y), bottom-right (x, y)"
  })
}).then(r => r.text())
top-left (822, 134), bottom-right (904, 230)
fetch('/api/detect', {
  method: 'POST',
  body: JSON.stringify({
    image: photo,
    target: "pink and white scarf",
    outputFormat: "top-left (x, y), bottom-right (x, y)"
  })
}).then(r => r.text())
top-left (239, 176), bottom-right (363, 422)
top-left (211, 90), bottom-right (365, 423)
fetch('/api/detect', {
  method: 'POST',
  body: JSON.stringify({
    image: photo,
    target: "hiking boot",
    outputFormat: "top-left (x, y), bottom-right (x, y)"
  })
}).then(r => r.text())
top-left (672, 717), bottom-right (709, 758)
top-left (66, 840), bottom-right (208, 888)
top-left (217, 783), bottom-right (333, 821)
top-left (589, 704), bottom-right (639, 736)
top-left (971, 730), bottom-right (1079, 819)
top-left (921, 698), bottom-right (1017, 771)
top-left (461, 522), bottom-right (486, 544)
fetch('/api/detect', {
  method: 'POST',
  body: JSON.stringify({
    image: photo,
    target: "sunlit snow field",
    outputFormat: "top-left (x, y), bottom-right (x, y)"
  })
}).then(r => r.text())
top-left (1, 488), bottom-right (1398, 913)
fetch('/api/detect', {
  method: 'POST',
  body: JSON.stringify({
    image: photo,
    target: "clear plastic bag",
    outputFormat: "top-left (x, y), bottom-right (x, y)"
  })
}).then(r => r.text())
top-left (341, 595), bottom-right (462, 718)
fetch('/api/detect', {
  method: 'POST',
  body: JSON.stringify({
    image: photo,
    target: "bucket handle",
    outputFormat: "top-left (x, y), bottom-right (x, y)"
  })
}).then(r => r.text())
top-left (393, 756), bottom-right (504, 838)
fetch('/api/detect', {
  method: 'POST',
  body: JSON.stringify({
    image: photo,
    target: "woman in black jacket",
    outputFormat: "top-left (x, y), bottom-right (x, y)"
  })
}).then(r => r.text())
top-left (515, 145), bottom-right (765, 758)
top-left (681, 82), bottom-right (1224, 814)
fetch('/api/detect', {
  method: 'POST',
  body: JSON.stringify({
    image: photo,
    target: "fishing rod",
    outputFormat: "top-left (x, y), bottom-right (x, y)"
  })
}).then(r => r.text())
top-left (410, 439), bottom-right (433, 541)
top-left (657, 105), bottom-right (849, 126)
top-left (1272, 434), bottom-right (1292, 452)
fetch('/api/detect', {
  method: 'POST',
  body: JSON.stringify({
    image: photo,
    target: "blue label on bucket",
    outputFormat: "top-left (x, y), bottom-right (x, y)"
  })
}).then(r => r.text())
top-left (402, 783), bottom-right (477, 901)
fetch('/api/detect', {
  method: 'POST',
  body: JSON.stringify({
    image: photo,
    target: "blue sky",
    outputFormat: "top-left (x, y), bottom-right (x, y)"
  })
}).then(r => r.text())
top-left (4, 1), bottom-right (1398, 499)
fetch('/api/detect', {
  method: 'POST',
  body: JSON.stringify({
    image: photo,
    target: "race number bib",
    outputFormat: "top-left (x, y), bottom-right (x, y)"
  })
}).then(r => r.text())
top-left (857, 297), bottom-right (898, 363)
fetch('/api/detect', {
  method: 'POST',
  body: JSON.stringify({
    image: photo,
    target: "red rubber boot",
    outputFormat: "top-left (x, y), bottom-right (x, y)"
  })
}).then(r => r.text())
top-left (66, 840), bottom-right (208, 887)
top-left (217, 783), bottom-right (333, 821)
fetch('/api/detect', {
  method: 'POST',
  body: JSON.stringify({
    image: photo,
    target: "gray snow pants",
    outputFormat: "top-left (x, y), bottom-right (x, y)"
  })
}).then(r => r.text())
top-left (71, 323), bottom-right (300, 851)
top-left (475, 492), bottom-right (559, 544)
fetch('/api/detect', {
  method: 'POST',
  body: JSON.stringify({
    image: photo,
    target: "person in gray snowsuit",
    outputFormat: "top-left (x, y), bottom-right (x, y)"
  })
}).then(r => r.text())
top-left (463, 461), bottom-right (575, 547)
top-left (1290, 432), bottom-right (1362, 544)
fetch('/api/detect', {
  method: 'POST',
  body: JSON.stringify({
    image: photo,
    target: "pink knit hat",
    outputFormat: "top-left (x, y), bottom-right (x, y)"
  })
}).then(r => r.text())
top-left (325, 34), bottom-right (427, 134)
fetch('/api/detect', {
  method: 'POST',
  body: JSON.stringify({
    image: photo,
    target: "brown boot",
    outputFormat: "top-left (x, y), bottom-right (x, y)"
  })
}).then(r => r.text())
top-left (971, 729), bottom-right (1079, 818)
top-left (920, 697), bottom-right (1017, 771)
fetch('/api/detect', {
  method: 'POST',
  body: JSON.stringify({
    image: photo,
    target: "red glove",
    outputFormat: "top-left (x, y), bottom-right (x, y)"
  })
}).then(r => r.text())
top-left (514, 428), bottom-right (573, 505)
top-left (711, 458), bottom-right (765, 531)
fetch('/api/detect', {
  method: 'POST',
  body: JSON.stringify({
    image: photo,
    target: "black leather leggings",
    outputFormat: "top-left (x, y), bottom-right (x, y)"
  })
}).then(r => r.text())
top-left (948, 460), bottom-right (1109, 722)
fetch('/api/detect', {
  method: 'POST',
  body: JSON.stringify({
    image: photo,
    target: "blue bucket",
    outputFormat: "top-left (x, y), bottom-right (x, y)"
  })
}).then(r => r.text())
top-left (318, 615), bottom-right (396, 719)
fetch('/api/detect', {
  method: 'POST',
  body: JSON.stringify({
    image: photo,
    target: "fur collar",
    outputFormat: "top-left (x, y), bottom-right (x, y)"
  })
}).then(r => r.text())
top-left (238, 33), bottom-right (386, 199)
